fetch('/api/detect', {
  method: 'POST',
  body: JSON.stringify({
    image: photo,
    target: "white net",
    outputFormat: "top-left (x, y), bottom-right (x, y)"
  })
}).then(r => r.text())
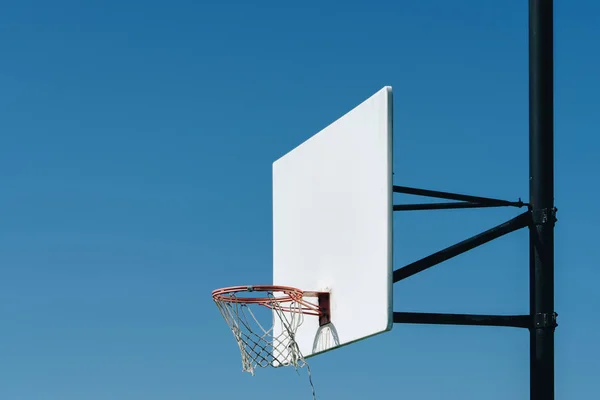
top-left (213, 291), bottom-right (307, 375)
top-left (213, 286), bottom-right (320, 399)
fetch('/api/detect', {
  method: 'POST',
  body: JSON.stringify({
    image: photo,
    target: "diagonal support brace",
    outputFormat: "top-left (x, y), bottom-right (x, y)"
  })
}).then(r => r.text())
top-left (393, 211), bottom-right (531, 282)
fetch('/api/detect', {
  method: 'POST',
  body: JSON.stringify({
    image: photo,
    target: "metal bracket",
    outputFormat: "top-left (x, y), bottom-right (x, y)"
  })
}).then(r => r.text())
top-left (531, 207), bottom-right (558, 226)
top-left (533, 312), bottom-right (558, 329)
top-left (317, 292), bottom-right (331, 326)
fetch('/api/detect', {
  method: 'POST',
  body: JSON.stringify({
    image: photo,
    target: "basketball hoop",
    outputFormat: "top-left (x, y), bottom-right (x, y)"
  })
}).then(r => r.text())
top-left (212, 285), bottom-right (330, 375)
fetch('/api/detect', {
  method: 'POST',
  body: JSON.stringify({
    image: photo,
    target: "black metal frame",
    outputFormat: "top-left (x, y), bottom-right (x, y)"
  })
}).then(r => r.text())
top-left (393, 312), bottom-right (531, 329)
top-left (392, 210), bottom-right (530, 282)
top-left (393, 185), bottom-right (525, 211)
top-left (392, 2), bottom-right (556, 399)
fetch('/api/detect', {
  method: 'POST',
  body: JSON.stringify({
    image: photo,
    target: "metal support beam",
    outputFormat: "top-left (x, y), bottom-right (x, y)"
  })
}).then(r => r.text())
top-left (529, 1), bottom-right (556, 399)
top-left (393, 312), bottom-right (531, 329)
top-left (393, 211), bottom-right (530, 282)
top-left (394, 202), bottom-right (506, 211)
top-left (393, 185), bottom-right (524, 208)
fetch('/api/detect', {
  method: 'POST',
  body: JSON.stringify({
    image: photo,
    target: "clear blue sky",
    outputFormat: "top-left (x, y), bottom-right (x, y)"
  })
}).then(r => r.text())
top-left (1, 1), bottom-right (598, 399)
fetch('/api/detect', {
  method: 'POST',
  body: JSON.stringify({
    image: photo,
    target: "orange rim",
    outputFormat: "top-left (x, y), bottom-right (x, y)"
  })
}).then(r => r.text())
top-left (212, 285), bottom-right (322, 316)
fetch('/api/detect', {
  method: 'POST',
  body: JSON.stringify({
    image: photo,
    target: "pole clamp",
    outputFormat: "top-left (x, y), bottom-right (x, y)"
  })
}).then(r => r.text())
top-left (531, 207), bottom-right (558, 226)
top-left (533, 312), bottom-right (558, 329)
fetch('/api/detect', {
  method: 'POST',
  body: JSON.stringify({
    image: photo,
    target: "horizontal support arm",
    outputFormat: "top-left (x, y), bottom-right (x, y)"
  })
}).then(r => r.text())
top-left (393, 185), bottom-right (524, 208)
top-left (393, 211), bottom-right (531, 282)
top-left (394, 202), bottom-right (505, 211)
top-left (393, 312), bottom-right (531, 329)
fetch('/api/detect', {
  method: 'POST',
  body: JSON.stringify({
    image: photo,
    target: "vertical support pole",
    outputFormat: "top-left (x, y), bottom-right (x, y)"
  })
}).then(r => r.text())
top-left (529, 1), bottom-right (555, 399)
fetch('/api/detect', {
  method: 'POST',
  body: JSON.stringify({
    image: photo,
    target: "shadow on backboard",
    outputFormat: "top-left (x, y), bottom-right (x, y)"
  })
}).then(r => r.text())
top-left (311, 323), bottom-right (340, 354)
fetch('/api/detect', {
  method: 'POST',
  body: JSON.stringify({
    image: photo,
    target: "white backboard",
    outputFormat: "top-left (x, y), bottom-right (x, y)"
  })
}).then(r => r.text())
top-left (272, 86), bottom-right (393, 360)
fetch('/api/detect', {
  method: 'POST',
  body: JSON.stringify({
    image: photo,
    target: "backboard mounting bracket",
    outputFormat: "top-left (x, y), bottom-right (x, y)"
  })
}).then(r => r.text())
top-left (531, 207), bottom-right (558, 226)
top-left (533, 312), bottom-right (558, 330)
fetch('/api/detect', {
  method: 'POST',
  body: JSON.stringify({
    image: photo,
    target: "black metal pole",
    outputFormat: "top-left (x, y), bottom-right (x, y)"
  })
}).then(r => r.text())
top-left (529, 1), bottom-right (556, 399)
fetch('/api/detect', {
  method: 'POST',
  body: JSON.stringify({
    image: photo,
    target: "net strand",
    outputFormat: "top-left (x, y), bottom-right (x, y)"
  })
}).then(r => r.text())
top-left (214, 290), bottom-right (317, 399)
